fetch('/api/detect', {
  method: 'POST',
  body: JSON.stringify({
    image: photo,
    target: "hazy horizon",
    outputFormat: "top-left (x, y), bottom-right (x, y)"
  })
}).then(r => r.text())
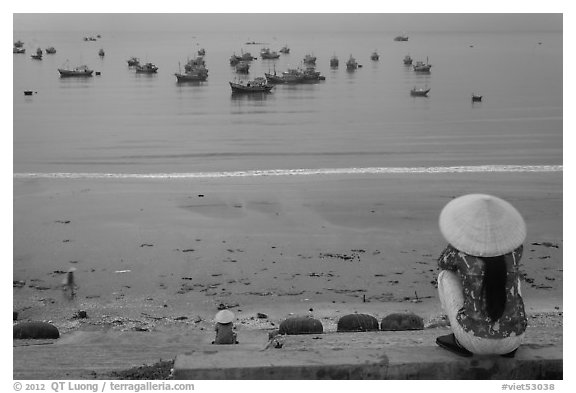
top-left (13, 13), bottom-right (562, 33)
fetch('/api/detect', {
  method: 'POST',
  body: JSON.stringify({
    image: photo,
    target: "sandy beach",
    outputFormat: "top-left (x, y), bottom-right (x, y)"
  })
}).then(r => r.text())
top-left (13, 171), bottom-right (562, 339)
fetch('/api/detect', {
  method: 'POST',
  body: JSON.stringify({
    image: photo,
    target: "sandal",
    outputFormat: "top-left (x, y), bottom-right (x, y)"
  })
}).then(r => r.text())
top-left (436, 334), bottom-right (473, 357)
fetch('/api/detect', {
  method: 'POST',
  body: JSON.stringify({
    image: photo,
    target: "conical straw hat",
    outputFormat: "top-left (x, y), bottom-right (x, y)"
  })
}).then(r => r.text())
top-left (439, 194), bottom-right (526, 257)
top-left (214, 309), bottom-right (235, 324)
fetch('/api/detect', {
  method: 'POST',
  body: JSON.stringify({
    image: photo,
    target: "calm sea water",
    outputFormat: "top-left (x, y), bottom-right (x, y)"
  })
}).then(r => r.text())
top-left (13, 30), bottom-right (562, 175)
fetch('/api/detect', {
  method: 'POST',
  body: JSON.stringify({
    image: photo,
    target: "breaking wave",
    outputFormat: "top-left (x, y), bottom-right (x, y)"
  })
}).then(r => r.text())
top-left (13, 165), bottom-right (562, 179)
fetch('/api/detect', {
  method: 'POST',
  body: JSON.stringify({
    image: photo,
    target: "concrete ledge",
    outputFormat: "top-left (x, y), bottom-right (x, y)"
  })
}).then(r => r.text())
top-left (174, 329), bottom-right (563, 380)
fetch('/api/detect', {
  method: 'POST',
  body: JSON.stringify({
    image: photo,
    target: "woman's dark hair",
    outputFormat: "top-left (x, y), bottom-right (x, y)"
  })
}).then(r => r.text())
top-left (481, 256), bottom-right (508, 321)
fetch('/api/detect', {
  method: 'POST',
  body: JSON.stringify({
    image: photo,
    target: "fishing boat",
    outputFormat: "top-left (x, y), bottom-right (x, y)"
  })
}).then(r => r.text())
top-left (260, 48), bottom-right (280, 59)
top-left (241, 51), bottom-right (256, 61)
top-left (264, 65), bottom-right (286, 84)
top-left (14, 40), bottom-right (24, 48)
top-left (45, 47), bottom-right (56, 54)
top-left (235, 61), bottom-right (250, 74)
top-left (229, 77), bottom-right (274, 93)
top-left (371, 51), bottom-right (379, 61)
top-left (175, 69), bottom-right (208, 82)
top-left (229, 54), bottom-right (241, 66)
top-left (98, 49), bottom-right (105, 57)
top-left (410, 87), bottom-right (430, 96)
top-left (330, 55), bottom-right (339, 68)
top-left (198, 48), bottom-right (206, 56)
top-left (403, 55), bottom-right (413, 65)
top-left (184, 57), bottom-right (205, 71)
top-left (279, 45), bottom-right (290, 54)
top-left (31, 48), bottom-right (43, 60)
top-left (58, 64), bottom-right (94, 77)
top-left (472, 93), bottom-right (483, 102)
top-left (135, 62), bottom-right (159, 73)
top-left (13, 47), bottom-right (26, 54)
top-left (394, 34), bottom-right (409, 41)
top-left (264, 71), bottom-right (286, 84)
top-left (176, 59), bottom-right (208, 82)
top-left (346, 55), bottom-right (358, 70)
top-left (127, 57), bottom-right (140, 67)
top-left (413, 58), bottom-right (432, 72)
top-left (283, 68), bottom-right (307, 83)
top-left (303, 54), bottom-right (317, 65)
top-left (302, 67), bottom-right (325, 81)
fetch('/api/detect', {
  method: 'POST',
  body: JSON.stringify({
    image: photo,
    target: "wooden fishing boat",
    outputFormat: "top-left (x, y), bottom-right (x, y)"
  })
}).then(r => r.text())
top-left (31, 48), bottom-right (42, 60)
top-left (410, 87), bottom-right (430, 97)
top-left (127, 57), bottom-right (140, 67)
top-left (330, 55), bottom-right (339, 68)
top-left (229, 77), bottom-right (274, 93)
top-left (135, 62), bottom-right (159, 73)
top-left (413, 58), bottom-right (432, 72)
top-left (303, 54), bottom-right (317, 65)
top-left (235, 61), bottom-right (250, 74)
top-left (58, 64), bottom-right (94, 77)
top-left (346, 55), bottom-right (358, 70)
top-left (260, 48), bottom-right (280, 59)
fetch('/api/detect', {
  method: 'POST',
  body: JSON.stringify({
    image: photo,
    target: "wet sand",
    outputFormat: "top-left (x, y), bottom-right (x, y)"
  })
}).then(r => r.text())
top-left (13, 172), bottom-right (562, 334)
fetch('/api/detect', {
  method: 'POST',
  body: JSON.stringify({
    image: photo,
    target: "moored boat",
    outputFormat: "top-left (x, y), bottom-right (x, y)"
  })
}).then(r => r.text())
top-left (330, 55), bottom-right (339, 68)
top-left (472, 93), bottom-right (483, 102)
top-left (371, 51), bottom-right (379, 61)
top-left (302, 66), bottom-right (325, 81)
top-left (410, 87), bottom-right (430, 96)
top-left (403, 55), bottom-right (413, 65)
top-left (31, 48), bottom-right (43, 60)
top-left (198, 48), bottom-right (206, 56)
top-left (265, 72), bottom-right (286, 84)
top-left (281, 68), bottom-right (306, 83)
top-left (260, 48), bottom-right (280, 59)
top-left (279, 45), bottom-right (290, 54)
top-left (235, 61), bottom-right (250, 74)
top-left (45, 47), bottom-right (56, 54)
top-left (184, 56), bottom-right (205, 71)
top-left (346, 55), bottom-right (358, 70)
top-left (413, 58), bottom-right (432, 72)
top-left (14, 40), bottom-right (24, 48)
top-left (303, 54), bottom-right (316, 65)
top-left (58, 64), bottom-right (94, 77)
top-left (13, 47), bottom-right (26, 54)
top-left (229, 77), bottom-right (274, 93)
top-left (136, 62), bottom-right (159, 73)
top-left (127, 57), bottom-right (140, 67)
top-left (176, 59), bottom-right (208, 82)
top-left (98, 49), bottom-right (105, 57)
top-left (394, 34), bottom-right (409, 41)
top-left (175, 69), bottom-right (208, 82)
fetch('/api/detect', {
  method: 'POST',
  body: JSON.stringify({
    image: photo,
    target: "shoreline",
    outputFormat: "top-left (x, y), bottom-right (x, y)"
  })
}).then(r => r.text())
top-left (13, 171), bottom-right (562, 336)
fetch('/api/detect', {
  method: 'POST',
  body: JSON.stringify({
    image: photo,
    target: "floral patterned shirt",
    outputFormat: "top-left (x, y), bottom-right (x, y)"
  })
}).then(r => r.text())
top-left (438, 245), bottom-right (527, 338)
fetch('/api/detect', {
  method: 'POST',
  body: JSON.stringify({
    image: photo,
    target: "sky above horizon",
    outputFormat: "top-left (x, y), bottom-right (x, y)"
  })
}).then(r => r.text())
top-left (13, 13), bottom-right (562, 33)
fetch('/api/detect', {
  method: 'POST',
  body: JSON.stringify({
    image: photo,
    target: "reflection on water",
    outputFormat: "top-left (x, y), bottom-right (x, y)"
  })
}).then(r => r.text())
top-left (230, 92), bottom-right (273, 102)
